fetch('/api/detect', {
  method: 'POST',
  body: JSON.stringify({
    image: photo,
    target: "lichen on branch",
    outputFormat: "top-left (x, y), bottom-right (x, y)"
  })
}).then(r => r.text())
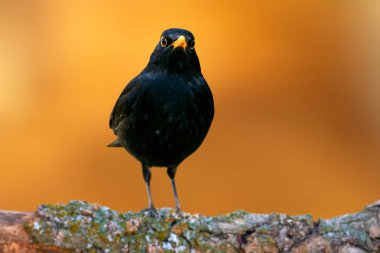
top-left (1, 200), bottom-right (379, 252)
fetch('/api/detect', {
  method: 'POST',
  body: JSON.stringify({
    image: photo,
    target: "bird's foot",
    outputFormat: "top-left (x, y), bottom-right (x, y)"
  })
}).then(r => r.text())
top-left (147, 205), bottom-right (158, 217)
top-left (175, 207), bottom-right (182, 215)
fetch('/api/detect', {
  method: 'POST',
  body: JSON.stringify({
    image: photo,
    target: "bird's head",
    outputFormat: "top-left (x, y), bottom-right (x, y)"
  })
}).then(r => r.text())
top-left (146, 28), bottom-right (201, 74)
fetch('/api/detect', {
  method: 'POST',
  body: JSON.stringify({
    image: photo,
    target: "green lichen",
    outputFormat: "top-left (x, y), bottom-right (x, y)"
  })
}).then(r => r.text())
top-left (24, 200), bottom-right (378, 252)
top-left (28, 201), bottom-right (225, 252)
top-left (257, 234), bottom-right (276, 244)
top-left (318, 215), bottom-right (374, 249)
top-left (24, 201), bottom-right (271, 252)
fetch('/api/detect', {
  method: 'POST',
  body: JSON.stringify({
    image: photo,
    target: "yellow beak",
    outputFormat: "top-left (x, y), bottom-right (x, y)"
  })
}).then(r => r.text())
top-left (171, 35), bottom-right (187, 49)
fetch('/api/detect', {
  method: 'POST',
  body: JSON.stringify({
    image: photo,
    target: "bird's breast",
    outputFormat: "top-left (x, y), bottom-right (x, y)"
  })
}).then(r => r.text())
top-left (119, 73), bottom-right (213, 166)
top-left (131, 74), bottom-right (211, 139)
top-left (140, 79), bottom-right (200, 128)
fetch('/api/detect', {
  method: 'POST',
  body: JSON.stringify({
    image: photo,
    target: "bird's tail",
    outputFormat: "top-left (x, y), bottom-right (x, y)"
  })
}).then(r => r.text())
top-left (107, 138), bottom-right (122, 147)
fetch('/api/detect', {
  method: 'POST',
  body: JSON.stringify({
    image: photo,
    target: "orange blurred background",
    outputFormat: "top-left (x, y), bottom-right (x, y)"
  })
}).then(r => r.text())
top-left (0, 1), bottom-right (379, 218)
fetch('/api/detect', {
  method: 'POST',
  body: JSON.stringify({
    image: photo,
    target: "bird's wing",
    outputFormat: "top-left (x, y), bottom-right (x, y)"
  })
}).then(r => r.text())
top-left (109, 77), bottom-right (140, 135)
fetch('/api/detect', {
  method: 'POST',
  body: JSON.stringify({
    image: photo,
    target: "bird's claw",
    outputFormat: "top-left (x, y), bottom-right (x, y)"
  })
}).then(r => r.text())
top-left (148, 206), bottom-right (158, 217)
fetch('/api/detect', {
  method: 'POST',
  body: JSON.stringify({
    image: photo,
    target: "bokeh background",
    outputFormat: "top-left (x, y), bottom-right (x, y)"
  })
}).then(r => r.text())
top-left (1, 1), bottom-right (379, 218)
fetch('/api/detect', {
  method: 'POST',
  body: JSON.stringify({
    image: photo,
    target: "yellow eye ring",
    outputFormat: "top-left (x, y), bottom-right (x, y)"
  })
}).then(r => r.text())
top-left (160, 36), bottom-right (168, 47)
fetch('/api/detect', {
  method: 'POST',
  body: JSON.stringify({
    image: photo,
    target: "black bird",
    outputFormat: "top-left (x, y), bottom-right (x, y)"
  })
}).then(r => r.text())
top-left (109, 28), bottom-right (214, 214)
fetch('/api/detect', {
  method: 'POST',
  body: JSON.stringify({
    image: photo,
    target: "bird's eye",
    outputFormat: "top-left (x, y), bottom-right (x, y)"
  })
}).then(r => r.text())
top-left (160, 36), bottom-right (168, 47)
top-left (189, 40), bottom-right (195, 48)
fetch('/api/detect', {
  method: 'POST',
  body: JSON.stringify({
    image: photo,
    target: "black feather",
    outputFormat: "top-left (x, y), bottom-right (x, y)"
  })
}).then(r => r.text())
top-left (109, 28), bottom-right (214, 167)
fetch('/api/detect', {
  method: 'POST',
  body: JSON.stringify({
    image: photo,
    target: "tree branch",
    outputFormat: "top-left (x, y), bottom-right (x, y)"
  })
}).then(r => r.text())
top-left (0, 200), bottom-right (379, 252)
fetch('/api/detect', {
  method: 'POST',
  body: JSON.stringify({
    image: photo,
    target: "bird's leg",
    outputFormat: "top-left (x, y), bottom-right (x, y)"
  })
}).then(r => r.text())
top-left (142, 164), bottom-right (157, 215)
top-left (167, 165), bottom-right (181, 213)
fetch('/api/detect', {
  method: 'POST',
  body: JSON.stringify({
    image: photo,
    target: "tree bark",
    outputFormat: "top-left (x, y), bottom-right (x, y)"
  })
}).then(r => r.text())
top-left (0, 200), bottom-right (379, 253)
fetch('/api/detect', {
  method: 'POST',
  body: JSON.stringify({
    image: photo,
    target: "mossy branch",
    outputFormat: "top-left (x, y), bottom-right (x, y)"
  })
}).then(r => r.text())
top-left (0, 200), bottom-right (379, 253)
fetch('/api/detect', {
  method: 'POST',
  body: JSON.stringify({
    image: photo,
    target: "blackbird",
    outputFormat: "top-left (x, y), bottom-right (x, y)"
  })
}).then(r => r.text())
top-left (109, 28), bottom-right (214, 214)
